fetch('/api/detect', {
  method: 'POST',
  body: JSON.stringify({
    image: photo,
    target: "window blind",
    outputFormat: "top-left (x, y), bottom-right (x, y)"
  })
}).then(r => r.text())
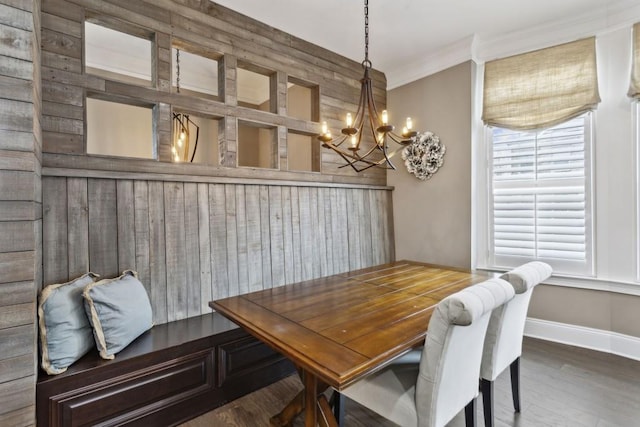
top-left (491, 115), bottom-right (591, 274)
top-left (483, 37), bottom-right (600, 130)
top-left (630, 23), bottom-right (640, 98)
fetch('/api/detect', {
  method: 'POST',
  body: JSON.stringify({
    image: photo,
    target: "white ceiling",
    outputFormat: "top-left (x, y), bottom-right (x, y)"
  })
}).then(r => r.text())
top-left (213, 0), bottom-right (640, 88)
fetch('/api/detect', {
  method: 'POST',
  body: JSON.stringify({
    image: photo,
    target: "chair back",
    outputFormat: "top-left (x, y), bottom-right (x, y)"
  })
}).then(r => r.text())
top-left (415, 278), bottom-right (515, 427)
top-left (480, 261), bottom-right (552, 381)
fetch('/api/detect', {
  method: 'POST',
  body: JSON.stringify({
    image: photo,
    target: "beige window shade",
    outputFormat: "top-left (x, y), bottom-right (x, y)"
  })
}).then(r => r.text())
top-left (483, 37), bottom-right (600, 130)
top-left (629, 23), bottom-right (640, 98)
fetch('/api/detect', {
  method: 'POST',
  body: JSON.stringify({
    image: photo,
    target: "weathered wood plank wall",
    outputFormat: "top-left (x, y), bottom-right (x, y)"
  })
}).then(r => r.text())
top-left (0, 0), bottom-right (42, 425)
top-left (40, 0), bottom-right (389, 185)
top-left (42, 176), bottom-right (394, 324)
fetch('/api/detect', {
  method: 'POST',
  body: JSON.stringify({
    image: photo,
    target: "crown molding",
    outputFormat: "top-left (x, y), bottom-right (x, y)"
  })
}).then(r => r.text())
top-left (385, 2), bottom-right (640, 89)
top-left (386, 36), bottom-right (475, 90)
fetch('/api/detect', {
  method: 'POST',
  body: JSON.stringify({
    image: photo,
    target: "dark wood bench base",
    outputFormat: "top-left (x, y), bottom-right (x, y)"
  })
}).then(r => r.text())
top-left (37, 312), bottom-right (295, 427)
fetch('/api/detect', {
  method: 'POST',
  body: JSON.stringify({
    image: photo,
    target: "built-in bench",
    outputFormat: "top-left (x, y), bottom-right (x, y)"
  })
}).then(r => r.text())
top-left (36, 312), bottom-right (295, 427)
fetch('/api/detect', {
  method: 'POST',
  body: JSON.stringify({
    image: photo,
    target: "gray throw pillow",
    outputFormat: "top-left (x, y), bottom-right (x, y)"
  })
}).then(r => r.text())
top-left (83, 270), bottom-right (153, 360)
top-left (38, 272), bottom-right (100, 375)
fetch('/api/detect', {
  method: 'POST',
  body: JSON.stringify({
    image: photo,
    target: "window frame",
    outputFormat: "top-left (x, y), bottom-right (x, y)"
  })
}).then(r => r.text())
top-left (485, 112), bottom-right (595, 277)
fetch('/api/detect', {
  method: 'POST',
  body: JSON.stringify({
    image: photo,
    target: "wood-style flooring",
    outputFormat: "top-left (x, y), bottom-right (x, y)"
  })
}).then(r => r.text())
top-left (180, 337), bottom-right (640, 426)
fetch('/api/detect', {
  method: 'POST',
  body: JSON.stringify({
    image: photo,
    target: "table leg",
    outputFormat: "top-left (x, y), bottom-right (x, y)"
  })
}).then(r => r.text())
top-left (304, 372), bottom-right (318, 427)
top-left (318, 394), bottom-right (339, 427)
top-left (269, 369), bottom-right (339, 427)
top-left (269, 390), bottom-right (304, 427)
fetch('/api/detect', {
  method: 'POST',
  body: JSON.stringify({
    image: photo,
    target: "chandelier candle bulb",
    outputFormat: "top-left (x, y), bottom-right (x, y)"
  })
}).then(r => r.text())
top-left (321, 121), bottom-right (328, 134)
top-left (350, 135), bottom-right (357, 149)
top-left (346, 113), bottom-right (353, 127)
top-left (382, 110), bottom-right (388, 125)
top-left (406, 117), bottom-right (413, 130)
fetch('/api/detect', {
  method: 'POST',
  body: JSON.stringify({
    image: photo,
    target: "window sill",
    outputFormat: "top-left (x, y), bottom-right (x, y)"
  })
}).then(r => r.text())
top-left (475, 266), bottom-right (640, 297)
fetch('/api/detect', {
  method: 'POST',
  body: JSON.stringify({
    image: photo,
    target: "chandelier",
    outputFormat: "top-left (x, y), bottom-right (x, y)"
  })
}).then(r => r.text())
top-left (318, 0), bottom-right (418, 172)
top-left (172, 49), bottom-right (200, 162)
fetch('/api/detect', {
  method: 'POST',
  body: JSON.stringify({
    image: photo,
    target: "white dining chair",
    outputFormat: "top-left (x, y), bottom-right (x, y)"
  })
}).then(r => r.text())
top-left (337, 277), bottom-right (515, 427)
top-left (480, 261), bottom-right (552, 427)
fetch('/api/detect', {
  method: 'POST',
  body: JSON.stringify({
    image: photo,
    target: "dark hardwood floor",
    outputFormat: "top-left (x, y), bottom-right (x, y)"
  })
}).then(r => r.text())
top-left (180, 337), bottom-right (640, 426)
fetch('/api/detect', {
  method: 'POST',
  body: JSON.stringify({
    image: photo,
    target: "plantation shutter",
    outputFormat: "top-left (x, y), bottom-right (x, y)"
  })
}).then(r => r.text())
top-left (491, 115), bottom-right (590, 273)
top-left (483, 37), bottom-right (600, 130)
top-left (630, 23), bottom-right (640, 98)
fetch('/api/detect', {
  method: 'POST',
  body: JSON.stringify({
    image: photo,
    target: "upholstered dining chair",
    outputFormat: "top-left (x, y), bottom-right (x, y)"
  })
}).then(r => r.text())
top-left (480, 261), bottom-right (552, 427)
top-left (338, 277), bottom-right (515, 427)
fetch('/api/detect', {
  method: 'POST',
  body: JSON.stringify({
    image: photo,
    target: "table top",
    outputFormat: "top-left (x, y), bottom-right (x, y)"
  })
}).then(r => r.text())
top-left (210, 260), bottom-right (489, 390)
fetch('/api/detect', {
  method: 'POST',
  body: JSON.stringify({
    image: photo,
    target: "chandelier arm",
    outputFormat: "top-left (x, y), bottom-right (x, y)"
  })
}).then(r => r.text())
top-left (325, 142), bottom-right (382, 172)
top-left (352, 80), bottom-right (368, 126)
top-left (325, 139), bottom-right (384, 167)
top-left (387, 132), bottom-right (412, 145)
top-left (365, 78), bottom-right (381, 123)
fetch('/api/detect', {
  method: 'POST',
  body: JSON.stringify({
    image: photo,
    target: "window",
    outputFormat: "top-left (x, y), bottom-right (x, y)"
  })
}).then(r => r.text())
top-left (84, 21), bottom-right (152, 84)
top-left (86, 97), bottom-right (154, 159)
top-left (237, 120), bottom-right (277, 169)
top-left (287, 131), bottom-right (320, 172)
top-left (287, 78), bottom-right (319, 121)
top-left (488, 113), bottom-right (593, 276)
top-left (171, 47), bottom-right (219, 99)
top-left (172, 112), bottom-right (220, 165)
top-left (237, 64), bottom-right (273, 112)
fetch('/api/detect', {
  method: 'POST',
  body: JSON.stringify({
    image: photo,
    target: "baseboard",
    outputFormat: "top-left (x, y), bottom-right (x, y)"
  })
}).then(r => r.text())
top-left (525, 317), bottom-right (640, 361)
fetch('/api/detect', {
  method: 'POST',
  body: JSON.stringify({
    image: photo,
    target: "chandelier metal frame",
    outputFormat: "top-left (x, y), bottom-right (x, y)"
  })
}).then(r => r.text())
top-left (318, 0), bottom-right (418, 172)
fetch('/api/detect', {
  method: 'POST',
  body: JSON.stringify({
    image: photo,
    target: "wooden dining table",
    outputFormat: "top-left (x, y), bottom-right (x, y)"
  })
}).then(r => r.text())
top-left (210, 260), bottom-right (490, 427)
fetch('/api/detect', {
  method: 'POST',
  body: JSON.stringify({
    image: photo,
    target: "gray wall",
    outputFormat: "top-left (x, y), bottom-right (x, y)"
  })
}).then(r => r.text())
top-left (388, 60), bottom-right (640, 339)
top-left (529, 285), bottom-right (640, 338)
top-left (388, 61), bottom-right (473, 269)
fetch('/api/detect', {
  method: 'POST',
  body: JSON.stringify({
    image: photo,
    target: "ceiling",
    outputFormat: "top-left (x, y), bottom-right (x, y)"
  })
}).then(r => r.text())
top-left (213, 0), bottom-right (640, 88)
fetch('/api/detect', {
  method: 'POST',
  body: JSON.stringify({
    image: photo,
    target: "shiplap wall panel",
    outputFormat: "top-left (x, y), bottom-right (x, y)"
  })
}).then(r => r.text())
top-left (224, 184), bottom-right (239, 297)
top-left (197, 183), bottom-right (213, 313)
top-left (289, 187), bottom-right (303, 283)
top-left (234, 185), bottom-right (249, 295)
top-left (67, 177), bottom-right (89, 277)
top-left (133, 180), bottom-right (151, 297)
top-left (0, 1), bottom-right (40, 423)
top-left (42, 176), bottom-right (67, 285)
top-left (116, 180), bottom-right (135, 273)
top-left (148, 181), bottom-right (168, 324)
top-left (87, 179), bottom-right (118, 278)
top-left (245, 185), bottom-right (263, 293)
top-left (269, 186), bottom-right (285, 288)
top-left (210, 183), bottom-right (228, 300)
top-left (164, 182), bottom-right (187, 322)
top-left (281, 187), bottom-right (295, 285)
top-left (184, 183), bottom-right (201, 317)
top-left (42, 176), bottom-right (394, 324)
top-left (259, 185), bottom-right (273, 290)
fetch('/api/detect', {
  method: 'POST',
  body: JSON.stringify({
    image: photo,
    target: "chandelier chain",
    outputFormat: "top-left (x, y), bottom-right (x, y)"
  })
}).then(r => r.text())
top-left (176, 48), bottom-right (181, 93)
top-left (363, 0), bottom-right (370, 68)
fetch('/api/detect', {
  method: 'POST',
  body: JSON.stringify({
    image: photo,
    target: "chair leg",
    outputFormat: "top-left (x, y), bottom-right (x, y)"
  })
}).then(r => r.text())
top-left (331, 391), bottom-right (345, 426)
top-left (480, 378), bottom-right (494, 427)
top-left (464, 397), bottom-right (477, 427)
top-left (510, 357), bottom-right (521, 412)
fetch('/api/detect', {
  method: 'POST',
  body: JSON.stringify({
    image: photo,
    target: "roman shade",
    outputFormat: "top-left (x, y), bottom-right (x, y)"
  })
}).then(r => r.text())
top-left (630, 23), bottom-right (640, 98)
top-left (483, 37), bottom-right (600, 130)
